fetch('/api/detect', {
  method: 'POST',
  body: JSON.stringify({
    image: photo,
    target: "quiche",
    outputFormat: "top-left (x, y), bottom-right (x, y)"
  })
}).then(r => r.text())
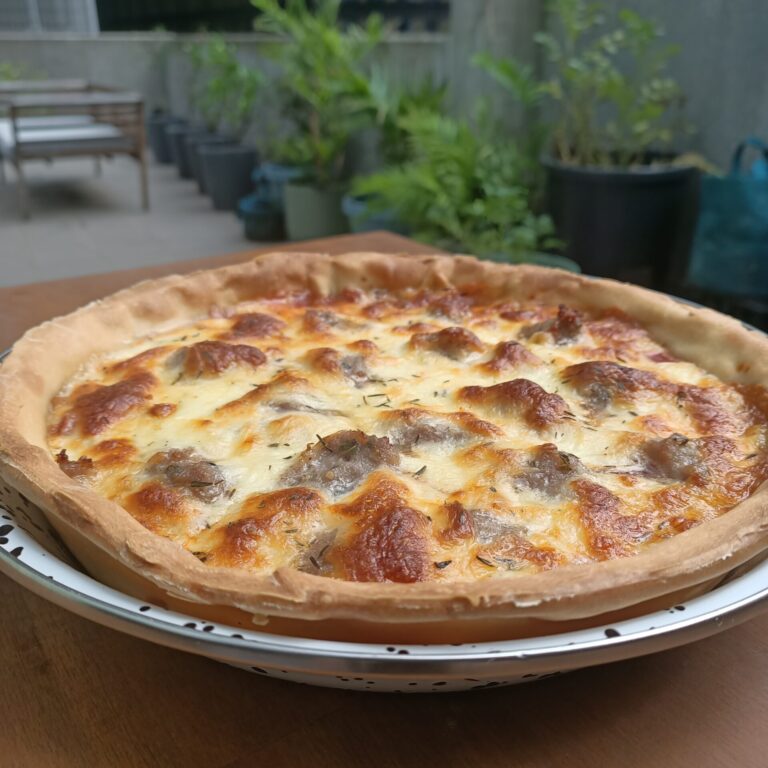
top-left (2, 252), bottom-right (768, 643)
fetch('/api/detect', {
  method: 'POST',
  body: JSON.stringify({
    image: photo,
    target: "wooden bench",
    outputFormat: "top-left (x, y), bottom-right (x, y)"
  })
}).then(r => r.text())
top-left (0, 81), bottom-right (149, 219)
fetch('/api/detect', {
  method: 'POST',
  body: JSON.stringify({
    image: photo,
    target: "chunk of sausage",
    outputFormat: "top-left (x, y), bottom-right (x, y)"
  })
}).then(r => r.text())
top-left (642, 434), bottom-right (701, 481)
top-left (472, 510), bottom-right (527, 545)
top-left (281, 430), bottom-right (400, 497)
top-left (305, 347), bottom-right (371, 386)
top-left (483, 341), bottom-right (542, 372)
top-left (146, 448), bottom-right (228, 502)
top-left (439, 501), bottom-right (474, 543)
top-left (303, 309), bottom-right (343, 333)
top-left (340, 504), bottom-right (430, 583)
top-left (428, 291), bottom-right (473, 321)
top-left (572, 479), bottom-right (648, 559)
top-left (179, 340), bottom-right (266, 378)
top-left (518, 443), bottom-right (584, 495)
top-left (296, 528), bottom-right (338, 575)
top-left (519, 304), bottom-right (583, 343)
top-left (459, 379), bottom-right (569, 429)
top-left (409, 327), bottom-right (485, 360)
top-left (224, 312), bottom-right (285, 339)
top-left (382, 408), bottom-right (467, 450)
top-left (562, 361), bottom-right (668, 410)
top-left (55, 449), bottom-right (95, 479)
top-left (69, 372), bottom-right (157, 435)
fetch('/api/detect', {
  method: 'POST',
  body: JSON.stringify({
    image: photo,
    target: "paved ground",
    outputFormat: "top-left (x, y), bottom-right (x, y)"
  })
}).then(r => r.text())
top-left (0, 156), bottom-right (255, 287)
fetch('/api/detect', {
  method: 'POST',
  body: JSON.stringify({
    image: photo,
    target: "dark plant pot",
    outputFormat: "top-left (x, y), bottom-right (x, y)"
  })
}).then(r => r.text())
top-left (284, 182), bottom-right (348, 241)
top-left (238, 193), bottom-right (284, 241)
top-left (147, 112), bottom-right (181, 165)
top-left (479, 251), bottom-right (581, 272)
top-left (341, 194), bottom-right (407, 234)
top-left (172, 125), bottom-right (207, 179)
top-left (543, 156), bottom-right (699, 287)
top-left (189, 135), bottom-right (237, 194)
top-left (164, 121), bottom-right (191, 167)
top-left (180, 130), bottom-right (216, 181)
top-left (199, 145), bottom-right (258, 211)
top-left (257, 162), bottom-right (304, 209)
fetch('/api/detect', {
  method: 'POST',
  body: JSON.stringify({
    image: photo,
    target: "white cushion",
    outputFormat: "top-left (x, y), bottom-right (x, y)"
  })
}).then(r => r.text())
top-left (0, 121), bottom-right (125, 157)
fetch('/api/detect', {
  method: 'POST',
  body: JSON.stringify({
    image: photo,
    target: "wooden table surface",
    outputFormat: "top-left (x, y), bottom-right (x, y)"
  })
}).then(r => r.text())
top-left (1, 232), bottom-right (766, 768)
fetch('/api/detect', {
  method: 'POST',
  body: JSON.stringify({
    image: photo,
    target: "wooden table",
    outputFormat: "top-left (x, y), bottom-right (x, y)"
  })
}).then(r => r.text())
top-left (1, 232), bottom-right (766, 767)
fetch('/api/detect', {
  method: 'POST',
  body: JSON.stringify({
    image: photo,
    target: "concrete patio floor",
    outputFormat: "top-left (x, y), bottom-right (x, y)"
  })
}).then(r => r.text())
top-left (0, 155), bottom-right (256, 287)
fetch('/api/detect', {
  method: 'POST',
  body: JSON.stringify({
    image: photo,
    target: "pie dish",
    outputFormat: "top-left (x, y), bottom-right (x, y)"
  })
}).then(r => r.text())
top-left (1, 251), bottom-right (768, 643)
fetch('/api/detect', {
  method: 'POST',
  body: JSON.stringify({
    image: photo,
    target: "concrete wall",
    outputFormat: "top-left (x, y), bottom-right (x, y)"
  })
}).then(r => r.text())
top-left (0, 30), bottom-right (450, 153)
top-left (600, 0), bottom-right (768, 168)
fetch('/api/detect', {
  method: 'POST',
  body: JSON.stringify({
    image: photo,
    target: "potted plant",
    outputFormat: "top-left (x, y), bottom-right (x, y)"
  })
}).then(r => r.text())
top-left (146, 109), bottom-right (184, 165)
top-left (252, 0), bottom-right (382, 240)
top-left (476, 0), bottom-right (698, 286)
top-left (342, 72), bottom-right (446, 232)
top-left (184, 37), bottom-right (249, 188)
top-left (184, 37), bottom-right (263, 210)
top-left (353, 111), bottom-right (576, 270)
top-left (165, 41), bottom-right (214, 175)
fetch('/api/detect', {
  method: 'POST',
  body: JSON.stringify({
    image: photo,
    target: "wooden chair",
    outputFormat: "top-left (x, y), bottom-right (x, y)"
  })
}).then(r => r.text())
top-left (0, 81), bottom-right (149, 218)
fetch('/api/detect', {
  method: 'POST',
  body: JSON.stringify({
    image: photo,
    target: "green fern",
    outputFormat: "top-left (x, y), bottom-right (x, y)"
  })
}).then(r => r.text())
top-left (354, 111), bottom-right (559, 260)
top-left (184, 36), bottom-right (263, 137)
top-left (475, 0), bottom-right (690, 168)
top-left (252, 0), bottom-right (382, 185)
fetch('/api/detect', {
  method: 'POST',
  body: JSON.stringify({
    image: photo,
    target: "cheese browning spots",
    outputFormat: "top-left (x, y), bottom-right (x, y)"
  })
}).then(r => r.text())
top-left (47, 288), bottom-right (768, 584)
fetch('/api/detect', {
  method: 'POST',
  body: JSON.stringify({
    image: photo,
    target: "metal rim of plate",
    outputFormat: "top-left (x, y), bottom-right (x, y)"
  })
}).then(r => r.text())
top-left (2, 504), bottom-right (768, 685)
top-left (1, 298), bottom-right (767, 688)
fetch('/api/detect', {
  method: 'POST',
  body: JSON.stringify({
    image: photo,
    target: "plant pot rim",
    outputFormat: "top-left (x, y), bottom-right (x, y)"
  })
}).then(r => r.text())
top-left (166, 123), bottom-right (204, 135)
top-left (541, 154), bottom-right (697, 178)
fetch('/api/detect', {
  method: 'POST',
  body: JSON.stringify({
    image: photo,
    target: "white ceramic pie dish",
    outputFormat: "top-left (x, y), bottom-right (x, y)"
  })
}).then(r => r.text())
top-left (2, 475), bottom-right (768, 692)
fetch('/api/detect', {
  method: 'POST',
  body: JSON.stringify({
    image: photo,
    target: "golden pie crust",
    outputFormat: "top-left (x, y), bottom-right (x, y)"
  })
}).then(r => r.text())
top-left (2, 251), bottom-right (768, 643)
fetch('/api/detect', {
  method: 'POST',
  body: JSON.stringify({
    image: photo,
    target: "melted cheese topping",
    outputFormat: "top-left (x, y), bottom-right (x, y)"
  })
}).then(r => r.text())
top-left (48, 289), bottom-right (768, 584)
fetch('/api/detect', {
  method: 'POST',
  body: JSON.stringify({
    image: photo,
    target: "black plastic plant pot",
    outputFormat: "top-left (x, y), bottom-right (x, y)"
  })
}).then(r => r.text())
top-left (284, 182), bottom-right (348, 240)
top-left (163, 120), bottom-right (189, 167)
top-left (190, 135), bottom-right (238, 194)
top-left (176, 125), bottom-right (208, 179)
top-left (543, 157), bottom-right (700, 288)
top-left (238, 193), bottom-right (284, 241)
top-left (146, 112), bottom-right (181, 165)
top-left (199, 145), bottom-right (258, 211)
top-left (167, 123), bottom-right (204, 177)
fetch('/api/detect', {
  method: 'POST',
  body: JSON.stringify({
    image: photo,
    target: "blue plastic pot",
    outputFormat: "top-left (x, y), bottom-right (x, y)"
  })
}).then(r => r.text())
top-left (238, 192), bottom-right (284, 241)
top-left (255, 163), bottom-right (304, 209)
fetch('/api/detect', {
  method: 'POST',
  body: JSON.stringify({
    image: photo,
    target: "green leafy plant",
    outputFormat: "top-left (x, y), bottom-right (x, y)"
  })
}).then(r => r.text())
top-left (364, 67), bottom-right (447, 165)
top-left (252, 0), bottom-right (382, 186)
top-left (353, 111), bottom-right (560, 261)
top-left (476, 0), bottom-right (689, 168)
top-left (185, 36), bottom-right (262, 137)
